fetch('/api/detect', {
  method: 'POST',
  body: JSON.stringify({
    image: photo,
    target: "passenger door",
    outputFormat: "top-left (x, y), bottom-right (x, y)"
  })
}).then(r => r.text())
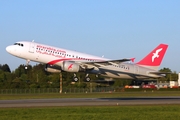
top-left (29, 42), bottom-right (35, 53)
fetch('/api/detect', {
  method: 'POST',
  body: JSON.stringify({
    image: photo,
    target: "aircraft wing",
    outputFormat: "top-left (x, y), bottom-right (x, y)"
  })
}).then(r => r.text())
top-left (80, 58), bottom-right (132, 68)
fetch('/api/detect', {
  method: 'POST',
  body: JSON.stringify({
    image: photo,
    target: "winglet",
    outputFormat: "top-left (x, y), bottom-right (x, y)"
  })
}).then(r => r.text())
top-left (131, 58), bottom-right (135, 62)
top-left (136, 44), bottom-right (168, 70)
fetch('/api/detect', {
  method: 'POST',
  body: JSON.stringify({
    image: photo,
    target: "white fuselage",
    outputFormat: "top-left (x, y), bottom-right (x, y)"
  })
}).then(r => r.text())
top-left (6, 41), bottom-right (162, 79)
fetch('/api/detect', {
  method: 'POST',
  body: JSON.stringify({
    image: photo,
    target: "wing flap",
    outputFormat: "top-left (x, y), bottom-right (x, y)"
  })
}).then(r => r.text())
top-left (149, 71), bottom-right (171, 75)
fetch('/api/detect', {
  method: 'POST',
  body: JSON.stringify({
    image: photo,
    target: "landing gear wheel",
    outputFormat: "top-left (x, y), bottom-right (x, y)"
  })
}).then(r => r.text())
top-left (73, 77), bottom-right (79, 82)
top-left (85, 77), bottom-right (91, 82)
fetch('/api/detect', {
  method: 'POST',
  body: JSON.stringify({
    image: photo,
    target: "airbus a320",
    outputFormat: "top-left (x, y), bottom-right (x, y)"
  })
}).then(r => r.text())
top-left (6, 41), bottom-right (168, 82)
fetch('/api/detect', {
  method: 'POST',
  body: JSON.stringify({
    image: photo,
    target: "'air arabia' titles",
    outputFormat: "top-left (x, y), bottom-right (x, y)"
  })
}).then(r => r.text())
top-left (36, 45), bottom-right (67, 58)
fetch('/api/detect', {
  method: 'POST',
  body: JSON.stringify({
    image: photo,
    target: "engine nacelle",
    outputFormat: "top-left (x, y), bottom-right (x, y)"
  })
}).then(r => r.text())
top-left (45, 64), bottom-right (61, 73)
top-left (45, 61), bottom-right (84, 73)
top-left (62, 61), bottom-right (84, 72)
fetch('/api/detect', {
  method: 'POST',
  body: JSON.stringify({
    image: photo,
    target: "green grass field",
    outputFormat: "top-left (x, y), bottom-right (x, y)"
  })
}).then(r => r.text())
top-left (1, 91), bottom-right (180, 120)
top-left (0, 105), bottom-right (180, 120)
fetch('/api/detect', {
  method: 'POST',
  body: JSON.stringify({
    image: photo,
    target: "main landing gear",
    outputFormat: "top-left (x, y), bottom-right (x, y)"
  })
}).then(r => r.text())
top-left (85, 74), bottom-right (91, 82)
top-left (73, 73), bottom-right (91, 82)
top-left (73, 73), bottom-right (79, 82)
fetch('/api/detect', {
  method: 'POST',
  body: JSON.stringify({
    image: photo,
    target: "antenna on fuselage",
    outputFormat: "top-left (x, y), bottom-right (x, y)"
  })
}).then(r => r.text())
top-left (32, 40), bottom-right (34, 42)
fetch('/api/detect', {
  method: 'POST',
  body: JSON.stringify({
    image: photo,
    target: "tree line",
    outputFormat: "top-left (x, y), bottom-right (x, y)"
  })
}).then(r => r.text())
top-left (0, 63), bottom-right (178, 89)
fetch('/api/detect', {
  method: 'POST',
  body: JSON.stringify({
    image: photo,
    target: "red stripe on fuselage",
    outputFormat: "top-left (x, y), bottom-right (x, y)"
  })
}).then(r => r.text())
top-left (47, 58), bottom-right (72, 65)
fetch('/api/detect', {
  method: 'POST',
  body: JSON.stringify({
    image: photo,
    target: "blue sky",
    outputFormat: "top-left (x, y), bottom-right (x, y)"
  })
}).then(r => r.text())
top-left (0, 0), bottom-right (180, 72)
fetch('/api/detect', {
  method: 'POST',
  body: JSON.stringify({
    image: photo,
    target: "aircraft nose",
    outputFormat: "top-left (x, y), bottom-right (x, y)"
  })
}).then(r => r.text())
top-left (6, 46), bottom-right (12, 53)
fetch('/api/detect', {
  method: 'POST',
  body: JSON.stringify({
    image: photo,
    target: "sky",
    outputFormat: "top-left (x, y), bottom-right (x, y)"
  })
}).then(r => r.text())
top-left (0, 0), bottom-right (180, 72)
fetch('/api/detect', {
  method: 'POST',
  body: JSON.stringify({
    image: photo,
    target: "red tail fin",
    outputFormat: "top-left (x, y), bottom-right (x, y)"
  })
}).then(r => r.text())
top-left (136, 44), bottom-right (168, 70)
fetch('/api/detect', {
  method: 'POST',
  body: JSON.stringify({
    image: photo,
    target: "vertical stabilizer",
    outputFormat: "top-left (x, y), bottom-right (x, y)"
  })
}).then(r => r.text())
top-left (136, 44), bottom-right (168, 70)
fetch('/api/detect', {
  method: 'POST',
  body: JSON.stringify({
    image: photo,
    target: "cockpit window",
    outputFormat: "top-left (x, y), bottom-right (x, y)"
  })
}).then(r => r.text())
top-left (14, 43), bottom-right (24, 47)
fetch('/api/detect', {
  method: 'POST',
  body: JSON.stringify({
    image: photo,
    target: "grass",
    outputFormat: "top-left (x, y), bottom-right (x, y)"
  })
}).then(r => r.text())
top-left (0, 91), bottom-right (180, 120)
top-left (0, 90), bottom-right (180, 100)
top-left (0, 105), bottom-right (180, 120)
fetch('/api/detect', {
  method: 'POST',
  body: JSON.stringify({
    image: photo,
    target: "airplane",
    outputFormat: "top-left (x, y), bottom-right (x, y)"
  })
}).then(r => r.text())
top-left (6, 41), bottom-right (168, 82)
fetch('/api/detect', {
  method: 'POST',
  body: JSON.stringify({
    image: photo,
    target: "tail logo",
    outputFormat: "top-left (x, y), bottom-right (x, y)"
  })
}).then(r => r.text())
top-left (152, 48), bottom-right (162, 62)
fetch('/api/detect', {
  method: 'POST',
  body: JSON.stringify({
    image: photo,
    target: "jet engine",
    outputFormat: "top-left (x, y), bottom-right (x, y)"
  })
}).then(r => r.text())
top-left (45, 64), bottom-right (61, 73)
top-left (62, 61), bottom-right (84, 72)
top-left (45, 61), bottom-right (85, 73)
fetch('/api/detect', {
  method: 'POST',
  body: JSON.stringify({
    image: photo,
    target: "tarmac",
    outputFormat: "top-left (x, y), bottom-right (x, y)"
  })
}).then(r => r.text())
top-left (0, 96), bottom-right (180, 108)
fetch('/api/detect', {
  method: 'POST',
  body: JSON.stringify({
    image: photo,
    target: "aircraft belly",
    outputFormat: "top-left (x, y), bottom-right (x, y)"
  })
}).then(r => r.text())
top-left (101, 72), bottom-right (134, 79)
top-left (99, 67), bottom-right (159, 80)
top-left (99, 67), bottom-right (134, 79)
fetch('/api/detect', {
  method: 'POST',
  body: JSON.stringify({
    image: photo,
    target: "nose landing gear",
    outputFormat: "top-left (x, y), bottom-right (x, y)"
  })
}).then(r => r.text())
top-left (25, 59), bottom-right (30, 69)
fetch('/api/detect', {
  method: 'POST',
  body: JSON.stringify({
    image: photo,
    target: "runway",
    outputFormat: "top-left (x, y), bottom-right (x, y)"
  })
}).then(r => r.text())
top-left (0, 96), bottom-right (180, 108)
